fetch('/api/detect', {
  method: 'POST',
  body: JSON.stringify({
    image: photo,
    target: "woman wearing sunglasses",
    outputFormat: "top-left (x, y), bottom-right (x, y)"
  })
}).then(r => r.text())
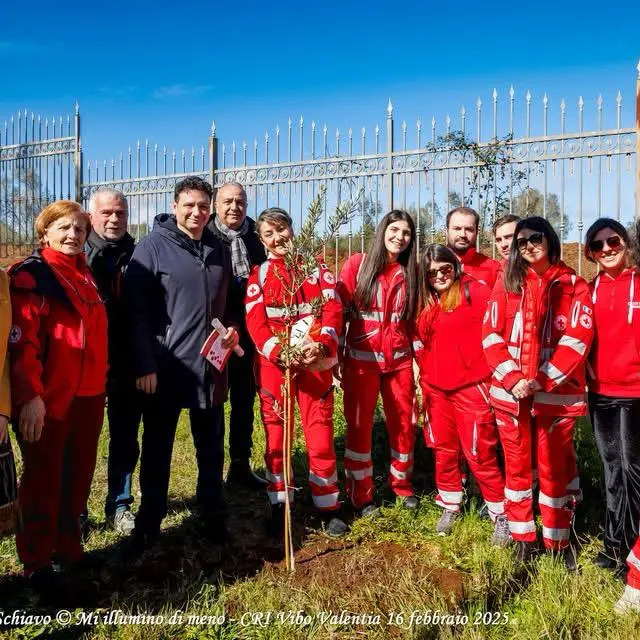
top-left (584, 218), bottom-right (640, 579)
top-left (482, 216), bottom-right (593, 569)
top-left (414, 244), bottom-right (508, 543)
top-left (336, 210), bottom-right (418, 516)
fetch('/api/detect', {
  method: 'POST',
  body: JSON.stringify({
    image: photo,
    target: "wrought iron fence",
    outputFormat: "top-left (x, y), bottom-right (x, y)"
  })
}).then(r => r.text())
top-left (0, 105), bottom-right (80, 258)
top-left (3, 62), bottom-right (640, 278)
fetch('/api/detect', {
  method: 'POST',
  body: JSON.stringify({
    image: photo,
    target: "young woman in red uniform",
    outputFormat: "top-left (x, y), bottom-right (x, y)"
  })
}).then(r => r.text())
top-left (482, 216), bottom-right (593, 569)
top-left (585, 218), bottom-right (640, 576)
top-left (336, 210), bottom-right (418, 516)
top-left (244, 207), bottom-right (347, 538)
top-left (415, 244), bottom-right (508, 544)
top-left (9, 201), bottom-right (108, 593)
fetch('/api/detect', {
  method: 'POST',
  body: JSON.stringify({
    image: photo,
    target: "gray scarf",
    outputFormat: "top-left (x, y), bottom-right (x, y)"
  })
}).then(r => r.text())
top-left (214, 216), bottom-right (251, 279)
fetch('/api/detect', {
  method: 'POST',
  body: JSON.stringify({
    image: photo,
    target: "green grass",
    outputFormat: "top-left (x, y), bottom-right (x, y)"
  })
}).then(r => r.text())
top-left (1, 391), bottom-right (640, 639)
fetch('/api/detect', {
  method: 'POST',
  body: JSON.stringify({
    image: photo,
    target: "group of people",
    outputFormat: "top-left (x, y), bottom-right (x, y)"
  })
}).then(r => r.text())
top-left (1, 176), bottom-right (639, 614)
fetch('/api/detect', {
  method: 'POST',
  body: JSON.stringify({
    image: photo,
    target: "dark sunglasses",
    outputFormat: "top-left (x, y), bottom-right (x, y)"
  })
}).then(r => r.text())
top-left (516, 232), bottom-right (545, 250)
top-left (427, 264), bottom-right (454, 279)
top-left (588, 235), bottom-right (622, 253)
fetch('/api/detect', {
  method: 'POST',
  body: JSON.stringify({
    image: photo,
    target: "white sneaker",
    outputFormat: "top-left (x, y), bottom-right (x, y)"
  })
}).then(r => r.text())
top-left (614, 585), bottom-right (640, 614)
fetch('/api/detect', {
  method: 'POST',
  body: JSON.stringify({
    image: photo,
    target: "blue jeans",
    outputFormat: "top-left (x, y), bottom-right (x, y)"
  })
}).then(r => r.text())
top-left (104, 378), bottom-right (144, 518)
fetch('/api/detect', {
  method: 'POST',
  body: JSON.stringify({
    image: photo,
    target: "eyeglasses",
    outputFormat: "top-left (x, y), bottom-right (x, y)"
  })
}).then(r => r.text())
top-left (427, 264), bottom-right (454, 279)
top-left (516, 232), bottom-right (545, 251)
top-left (588, 235), bottom-right (622, 253)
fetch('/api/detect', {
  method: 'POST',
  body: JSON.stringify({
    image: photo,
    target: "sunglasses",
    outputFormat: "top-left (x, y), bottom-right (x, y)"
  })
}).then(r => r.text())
top-left (427, 264), bottom-right (454, 279)
top-left (516, 232), bottom-right (545, 250)
top-left (588, 235), bottom-right (622, 253)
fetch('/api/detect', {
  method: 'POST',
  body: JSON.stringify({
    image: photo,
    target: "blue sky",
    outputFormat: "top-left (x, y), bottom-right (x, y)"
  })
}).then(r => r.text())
top-left (2, 0), bottom-right (638, 155)
top-left (1, 0), bottom-right (639, 236)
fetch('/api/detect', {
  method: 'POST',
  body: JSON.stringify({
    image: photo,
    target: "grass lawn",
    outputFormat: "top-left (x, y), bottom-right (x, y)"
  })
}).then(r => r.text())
top-left (1, 390), bottom-right (640, 639)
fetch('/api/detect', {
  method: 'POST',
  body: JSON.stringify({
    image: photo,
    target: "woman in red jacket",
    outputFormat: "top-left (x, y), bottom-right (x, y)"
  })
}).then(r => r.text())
top-left (245, 207), bottom-right (347, 538)
top-left (336, 210), bottom-right (418, 516)
top-left (482, 216), bottom-right (593, 569)
top-left (9, 200), bottom-right (108, 593)
top-left (415, 244), bottom-right (508, 544)
top-left (585, 217), bottom-right (640, 576)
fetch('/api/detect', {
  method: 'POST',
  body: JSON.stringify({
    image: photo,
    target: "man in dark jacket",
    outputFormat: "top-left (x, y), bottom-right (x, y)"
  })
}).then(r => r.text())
top-left (124, 176), bottom-right (241, 551)
top-left (87, 188), bottom-right (140, 535)
top-left (209, 182), bottom-right (266, 488)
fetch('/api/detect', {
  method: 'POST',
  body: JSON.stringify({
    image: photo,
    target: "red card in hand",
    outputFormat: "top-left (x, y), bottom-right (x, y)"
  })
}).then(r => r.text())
top-left (200, 327), bottom-right (233, 372)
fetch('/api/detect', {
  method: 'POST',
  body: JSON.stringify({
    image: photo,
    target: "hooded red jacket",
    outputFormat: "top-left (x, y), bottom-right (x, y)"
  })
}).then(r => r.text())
top-left (458, 248), bottom-right (501, 289)
top-left (9, 249), bottom-right (108, 420)
top-left (482, 261), bottom-right (593, 417)
top-left (589, 267), bottom-right (640, 397)
top-left (336, 253), bottom-right (414, 373)
top-left (415, 276), bottom-right (491, 392)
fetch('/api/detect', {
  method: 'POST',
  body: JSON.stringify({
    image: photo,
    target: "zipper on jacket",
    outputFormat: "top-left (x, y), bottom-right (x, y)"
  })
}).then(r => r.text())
top-left (472, 420), bottom-right (477, 457)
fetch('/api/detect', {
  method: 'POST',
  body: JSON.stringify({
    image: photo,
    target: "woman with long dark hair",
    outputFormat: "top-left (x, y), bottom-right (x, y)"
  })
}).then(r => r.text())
top-left (415, 244), bottom-right (508, 543)
top-left (584, 217), bottom-right (640, 576)
top-left (336, 210), bottom-right (418, 516)
top-left (482, 216), bottom-right (593, 569)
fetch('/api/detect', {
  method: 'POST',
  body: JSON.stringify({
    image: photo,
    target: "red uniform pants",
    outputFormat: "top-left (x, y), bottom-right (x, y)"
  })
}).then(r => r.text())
top-left (495, 405), bottom-right (577, 550)
top-left (255, 357), bottom-right (339, 511)
top-left (424, 381), bottom-right (505, 519)
top-left (343, 366), bottom-right (415, 509)
top-left (626, 538), bottom-right (640, 589)
top-left (16, 394), bottom-right (105, 574)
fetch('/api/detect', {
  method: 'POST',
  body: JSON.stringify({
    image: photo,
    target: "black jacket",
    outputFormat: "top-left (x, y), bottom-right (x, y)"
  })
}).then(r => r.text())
top-left (208, 216), bottom-right (266, 350)
top-left (85, 230), bottom-right (136, 378)
top-left (124, 214), bottom-right (242, 408)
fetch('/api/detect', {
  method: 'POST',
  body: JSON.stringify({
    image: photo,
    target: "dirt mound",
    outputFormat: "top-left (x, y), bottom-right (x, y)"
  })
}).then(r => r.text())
top-left (269, 539), bottom-right (467, 601)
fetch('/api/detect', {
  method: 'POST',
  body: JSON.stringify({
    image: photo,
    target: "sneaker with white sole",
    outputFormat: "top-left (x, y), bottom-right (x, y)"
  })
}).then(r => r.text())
top-left (615, 584), bottom-right (640, 614)
top-left (435, 509), bottom-right (459, 535)
top-left (491, 515), bottom-right (512, 547)
top-left (112, 510), bottom-right (136, 535)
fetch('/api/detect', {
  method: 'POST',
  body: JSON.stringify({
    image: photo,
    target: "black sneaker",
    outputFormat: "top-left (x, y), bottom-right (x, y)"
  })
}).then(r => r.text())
top-left (614, 562), bottom-right (629, 583)
top-left (123, 529), bottom-right (158, 560)
top-left (203, 517), bottom-right (231, 546)
top-left (514, 540), bottom-right (537, 566)
top-left (28, 565), bottom-right (58, 597)
top-left (319, 512), bottom-right (348, 538)
top-left (561, 545), bottom-right (579, 573)
top-left (399, 495), bottom-right (420, 510)
top-left (267, 503), bottom-right (286, 537)
top-left (593, 548), bottom-right (619, 570)
top-left (226, 459), bottom-right (268, 489)
top-left (358, 503), bottom-right (380, 519)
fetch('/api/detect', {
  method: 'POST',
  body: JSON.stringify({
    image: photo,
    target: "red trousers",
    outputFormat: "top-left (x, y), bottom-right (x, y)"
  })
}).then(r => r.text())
top-left (496, 404), bottom-right (577, 550)
top-left (255, 357), bottom-right (339, 511)
top-left (16, 394), bottom-right (105, 574)
top-left (343, 366), bottom-right (416, 509)
top-left (424, 381), bottom-right (505, 519)
top-left (627, 538), bottom-right (640, 589)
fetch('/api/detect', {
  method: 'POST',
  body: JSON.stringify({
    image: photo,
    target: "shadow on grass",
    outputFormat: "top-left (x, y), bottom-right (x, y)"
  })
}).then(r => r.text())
top-left (0, 446), bottom-right (325, 622)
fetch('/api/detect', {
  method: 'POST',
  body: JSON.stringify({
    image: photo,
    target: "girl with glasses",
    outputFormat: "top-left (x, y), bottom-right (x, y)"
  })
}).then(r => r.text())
top-left (414, 244), bottom-right (508, 544)
top-left (336, 210), bottom-right (418, 517)
top-left (482, 216), bottom-right (593, 570)
top-left (584, 218), bottom-right (640, 584)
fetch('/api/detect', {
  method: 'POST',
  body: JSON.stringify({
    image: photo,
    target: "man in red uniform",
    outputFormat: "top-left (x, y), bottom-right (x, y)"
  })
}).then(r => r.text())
top-left (492, 214), bottom-right (520, 266)
top-left (446, 207), bottom-right (500, 288)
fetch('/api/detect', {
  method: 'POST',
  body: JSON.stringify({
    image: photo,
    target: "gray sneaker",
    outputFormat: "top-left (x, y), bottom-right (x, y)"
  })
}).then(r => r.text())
top-left (113, 510), bottom-right (136, 535)
top-left (491, 515), bottom-right (512, 547)
top-left (435, 509), bottom-right (459, 536)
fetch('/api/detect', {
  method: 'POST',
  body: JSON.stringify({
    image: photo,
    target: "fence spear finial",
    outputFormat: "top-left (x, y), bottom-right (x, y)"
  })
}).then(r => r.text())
top-left (211, 120), bottom-right (216, 136)
top-left (387, 98), bottom-right (393, 116)
top-left (637, 58), bottom-right (640, 79)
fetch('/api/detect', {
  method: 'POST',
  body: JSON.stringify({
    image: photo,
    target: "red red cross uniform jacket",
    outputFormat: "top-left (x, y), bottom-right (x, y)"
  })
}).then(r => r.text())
top-left (482, 261), bottom-right (593, 549)
top-left (589, 267), bottom-right (640, 397)
top-left (245, 256), bottom-right (342, 510)
top-left (414, 277), bottom-right (505, 517)
top-left (336, 253), bottom-right (416, 508)
top-left (458, 248), bottom-right (501, 289)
